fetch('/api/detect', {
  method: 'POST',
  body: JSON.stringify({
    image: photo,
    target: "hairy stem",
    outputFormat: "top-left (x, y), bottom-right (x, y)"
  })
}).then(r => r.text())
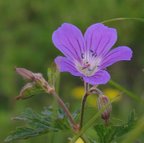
top-left (16, 68), bottom-right (78, 132)
top-left (51, 90), bottom-right (79, 131)
top-left (38, 76), bottom-right (78, 131)
top-left (42, 80), bottom-right (79, 132)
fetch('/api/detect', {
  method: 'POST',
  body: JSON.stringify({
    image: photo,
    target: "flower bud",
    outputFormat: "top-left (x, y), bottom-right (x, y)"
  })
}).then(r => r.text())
top-left (97, 95), bottom-right (112, 124)
top-left (15, 68), bottom-right (34, 80)
top-left (15, 82), bottom-right (35, 100)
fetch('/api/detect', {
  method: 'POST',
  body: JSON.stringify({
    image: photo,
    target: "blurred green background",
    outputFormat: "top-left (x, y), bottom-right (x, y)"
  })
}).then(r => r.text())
top-left (0, 0), bottom-right (144, 142)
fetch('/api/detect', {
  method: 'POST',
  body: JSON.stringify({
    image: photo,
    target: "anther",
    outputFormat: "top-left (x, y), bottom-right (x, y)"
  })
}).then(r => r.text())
top-left (81, 53), bottom-right (84, 59)
top-left (90, 49), bottom-right (94, 53)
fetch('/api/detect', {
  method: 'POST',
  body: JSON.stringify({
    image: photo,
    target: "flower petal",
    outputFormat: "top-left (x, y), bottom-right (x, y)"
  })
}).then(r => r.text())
top-left (84, 23), bottom-right (117, 56)
top-left (83, 70), bottom-right (110, 85)
top-left (52, 23), bottom-right (85, 61)
top-left (100, 46), bottom-right (133, 69)
top-left (55, 56), bottom-right (82, 76)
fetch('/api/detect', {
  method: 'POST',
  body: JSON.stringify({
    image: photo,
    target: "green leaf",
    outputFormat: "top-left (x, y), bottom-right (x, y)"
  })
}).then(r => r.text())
top-left (93, 110), bottom-right (137, 143)
top-left (121, 114), bottom-right (144, 143)
top-left (5, 127), bottom-right (43, 142)
top-left (70, 97), bottom-right (119, 143)
top-left (5, 107), bottom-right (70, 142)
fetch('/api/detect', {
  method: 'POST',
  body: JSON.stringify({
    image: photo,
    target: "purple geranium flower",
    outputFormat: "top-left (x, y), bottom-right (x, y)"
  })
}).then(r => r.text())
top-left (52, 23), bottom-right (132, 85)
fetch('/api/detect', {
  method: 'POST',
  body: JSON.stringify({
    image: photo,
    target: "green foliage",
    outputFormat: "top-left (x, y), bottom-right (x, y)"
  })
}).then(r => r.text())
top-left (1, 0), bottom-right (144, 142)
top-left (93, 110), bottom-right (136, 143)
top-left (121, 114), bottom-right (144, 143)
top-left (1, 0), bottom-right (144, 98)
top-left (5, 107), bottom-right (70, 142)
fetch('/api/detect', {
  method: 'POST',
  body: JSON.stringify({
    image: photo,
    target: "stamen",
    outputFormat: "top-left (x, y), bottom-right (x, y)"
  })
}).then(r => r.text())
top-left (81, 53), bottom-right (84, 59)
top-left (82, 63), bottom-right (90, 70)
top-left (90, 49), bottom-right (94, 53)
top-left (90, 49), bottom-right (97, 57)
top-left (75, 51), bottom-right (102, 77)
top-left (92, 53), bottom-right (95, 57)
top-left (94, 53), bottom-right (97, 57)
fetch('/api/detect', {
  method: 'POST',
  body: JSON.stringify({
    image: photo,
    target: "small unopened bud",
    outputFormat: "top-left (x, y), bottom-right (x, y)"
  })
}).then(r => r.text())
top-left (15, 67), bottom-right (55, 97)
top-left (15, 82), bottom-right (36, 100)
top-left (97, 95), bottom-right (112, 124)
top-left (15, 68), bottom-right (34, 80)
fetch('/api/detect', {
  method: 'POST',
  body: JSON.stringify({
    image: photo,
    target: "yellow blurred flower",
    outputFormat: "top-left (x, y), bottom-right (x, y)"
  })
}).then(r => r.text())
top-left (103, 88), bottom-right (121, 101)
top-left (72, 86), bottom-right (96, 107)
top-left (72, 86), bottom-right (84, 99)
top-left (75, 137), bottom-right (85, 143)
top-left (72, 86), bottom-right (121, 107)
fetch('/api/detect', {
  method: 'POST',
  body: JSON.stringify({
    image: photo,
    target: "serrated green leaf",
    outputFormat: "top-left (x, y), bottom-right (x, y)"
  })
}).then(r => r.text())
top-left (5, 127), bottom-right (46, 142)
top-left (93, 110), bottom-right (137, 143)
top-left (70, 97), bottom-right (119, 143)
top-left (5, 106), bottom-right (71, 142)
top-left (121, 115), bottom-right (144, 143)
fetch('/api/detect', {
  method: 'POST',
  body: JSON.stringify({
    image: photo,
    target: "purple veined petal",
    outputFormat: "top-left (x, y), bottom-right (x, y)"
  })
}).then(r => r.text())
top-left (84, 23), bottom-right (117, 56)
top-left (100, 46), bottom-right (133, 69)
top-left (52, 23), bottom-right (85, 61)
top-left (83, 70), bottom-right (110, 85)
top-left (55, 56), bottom-right (82, 76)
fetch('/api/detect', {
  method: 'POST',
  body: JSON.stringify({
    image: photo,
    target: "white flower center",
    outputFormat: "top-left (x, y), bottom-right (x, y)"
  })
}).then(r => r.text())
top-left (75, 50), bottom-right (102, 76)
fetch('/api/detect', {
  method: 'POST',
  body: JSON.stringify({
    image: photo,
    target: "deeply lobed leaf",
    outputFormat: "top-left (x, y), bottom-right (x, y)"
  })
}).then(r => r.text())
top-left (94, 110), bottom-right (136, 143)
top-left (5, 107), bottom-right (71, 142)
